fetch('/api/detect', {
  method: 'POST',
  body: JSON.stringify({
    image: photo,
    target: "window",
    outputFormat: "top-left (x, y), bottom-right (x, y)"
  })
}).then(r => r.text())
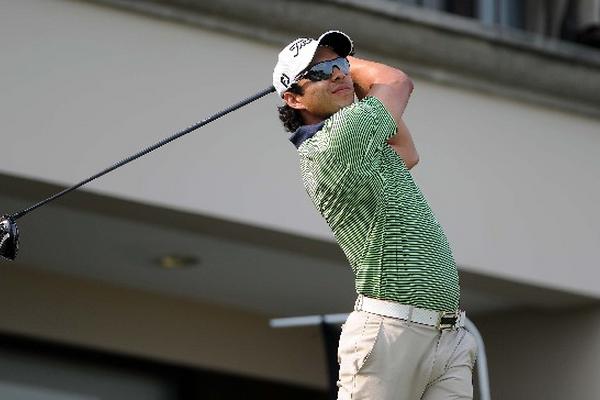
top-left (396, 0), bottom-right (600, 49)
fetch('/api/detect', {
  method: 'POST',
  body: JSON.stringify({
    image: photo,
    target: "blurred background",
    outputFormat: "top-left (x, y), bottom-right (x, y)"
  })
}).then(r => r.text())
top-left (0, 0), bottom-right (599, 398)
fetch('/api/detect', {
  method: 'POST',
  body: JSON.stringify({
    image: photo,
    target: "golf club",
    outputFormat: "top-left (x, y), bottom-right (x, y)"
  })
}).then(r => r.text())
top-left (0, 85), bottom-right (276, 261)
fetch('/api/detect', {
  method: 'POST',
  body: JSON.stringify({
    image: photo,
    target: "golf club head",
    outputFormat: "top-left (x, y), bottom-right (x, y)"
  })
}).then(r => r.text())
top-left (0, 215), bottom-right (19, 261)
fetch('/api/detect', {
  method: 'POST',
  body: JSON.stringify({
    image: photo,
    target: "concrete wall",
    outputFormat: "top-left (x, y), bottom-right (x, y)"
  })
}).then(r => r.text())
top-left (0, 264), bottom-right (327, 389)
top-left (476, 305), bottom-right (600, 399)
top-left (1, 0), bottom-right (599, 298)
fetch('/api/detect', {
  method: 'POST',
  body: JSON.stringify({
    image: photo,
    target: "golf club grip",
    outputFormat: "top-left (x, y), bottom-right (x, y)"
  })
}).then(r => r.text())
top-left (11, 85), bottom-right (276, 220)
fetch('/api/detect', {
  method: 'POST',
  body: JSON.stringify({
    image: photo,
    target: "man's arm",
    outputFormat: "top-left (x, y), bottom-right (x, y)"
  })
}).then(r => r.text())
top-left (348, 56), bottom-right (419, 169)
top-left (387, 119), bottom-right (419, 169)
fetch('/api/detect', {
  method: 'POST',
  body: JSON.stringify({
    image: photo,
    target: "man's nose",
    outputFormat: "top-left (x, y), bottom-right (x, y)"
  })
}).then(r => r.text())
top-left (331, 66), bottom-right (346, 81)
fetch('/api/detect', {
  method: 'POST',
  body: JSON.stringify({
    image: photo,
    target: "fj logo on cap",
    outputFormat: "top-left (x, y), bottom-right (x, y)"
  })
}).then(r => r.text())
top-left (280, 73), bottom-right (290, 88)
top-left (289, 38), bottom-right (313, 57)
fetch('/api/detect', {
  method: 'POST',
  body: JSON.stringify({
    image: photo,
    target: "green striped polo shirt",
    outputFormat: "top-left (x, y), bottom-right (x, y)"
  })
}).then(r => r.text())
top-left (296, 96), bottom-right (460, 312)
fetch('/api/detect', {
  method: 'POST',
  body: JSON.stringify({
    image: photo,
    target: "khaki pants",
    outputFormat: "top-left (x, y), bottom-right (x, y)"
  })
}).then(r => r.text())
top-left (337, 311), bottom-right (478, 400)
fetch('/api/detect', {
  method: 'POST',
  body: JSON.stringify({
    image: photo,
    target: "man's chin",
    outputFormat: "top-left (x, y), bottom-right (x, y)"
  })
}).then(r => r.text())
top-left (316, 99), bottom-right (355, 119)
top-left (338, 98), bottom-right (355, 110)
top-left (327, 104), bottom-right (350, 117)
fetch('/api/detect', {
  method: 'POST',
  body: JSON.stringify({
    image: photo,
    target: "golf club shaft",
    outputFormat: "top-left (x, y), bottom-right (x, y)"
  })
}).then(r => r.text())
top-left (10, 86), bottom-right (276, 220)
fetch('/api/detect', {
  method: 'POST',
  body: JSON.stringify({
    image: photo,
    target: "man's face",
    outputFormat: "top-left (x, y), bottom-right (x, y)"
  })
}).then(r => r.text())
top-left (284, 46), bottom-right (354, 122)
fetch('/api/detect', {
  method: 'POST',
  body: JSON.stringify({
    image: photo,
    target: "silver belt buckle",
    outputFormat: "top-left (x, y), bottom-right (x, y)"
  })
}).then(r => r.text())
top-left (437, 310), bottom-right (459, 330)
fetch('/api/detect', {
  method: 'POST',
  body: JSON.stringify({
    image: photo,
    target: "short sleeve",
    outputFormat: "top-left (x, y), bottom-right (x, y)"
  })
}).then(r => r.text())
top-left (326, 96), bottom-right (398, 166)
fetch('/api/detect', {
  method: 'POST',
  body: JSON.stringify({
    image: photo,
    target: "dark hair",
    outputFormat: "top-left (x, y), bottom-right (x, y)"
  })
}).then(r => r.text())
top-left (277, 84), bottom-right (305, 133)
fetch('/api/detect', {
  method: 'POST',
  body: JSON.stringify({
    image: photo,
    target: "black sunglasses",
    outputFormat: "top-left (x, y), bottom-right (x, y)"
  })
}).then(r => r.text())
top-left (296, 57), bottom-right (350, 82)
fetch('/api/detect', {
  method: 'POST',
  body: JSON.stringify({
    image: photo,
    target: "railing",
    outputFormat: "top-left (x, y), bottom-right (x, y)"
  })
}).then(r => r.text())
top-left (271, 313), bottom-right (491, 400)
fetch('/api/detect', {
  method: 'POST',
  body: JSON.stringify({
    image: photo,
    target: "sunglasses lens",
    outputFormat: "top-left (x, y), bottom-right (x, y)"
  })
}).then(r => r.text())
top-left (300, 58), bottom-right (350, 82)
top-left (336, 58), bottom-right (350, 74)
top-left (304, 70), bottom-right (331, 81)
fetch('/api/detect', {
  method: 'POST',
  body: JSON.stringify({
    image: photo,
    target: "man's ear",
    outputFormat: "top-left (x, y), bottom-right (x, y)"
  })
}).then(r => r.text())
top-left (283, 91), bottom-right (307, 110)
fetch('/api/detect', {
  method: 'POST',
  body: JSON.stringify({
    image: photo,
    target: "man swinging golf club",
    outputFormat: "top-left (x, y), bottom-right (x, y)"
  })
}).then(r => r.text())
top-left (274, 31), bottom-right (478, 400)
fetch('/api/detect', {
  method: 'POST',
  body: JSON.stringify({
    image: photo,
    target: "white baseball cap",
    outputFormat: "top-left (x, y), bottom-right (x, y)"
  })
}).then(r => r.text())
top-left (273, 30), bottom-right (354, 97)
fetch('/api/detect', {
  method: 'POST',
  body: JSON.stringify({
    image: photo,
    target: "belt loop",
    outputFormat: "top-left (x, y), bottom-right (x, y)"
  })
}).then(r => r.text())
top-left (458, 310), bottom-right (466, 328)
top-left (406, 305), bottom-right (414, 322)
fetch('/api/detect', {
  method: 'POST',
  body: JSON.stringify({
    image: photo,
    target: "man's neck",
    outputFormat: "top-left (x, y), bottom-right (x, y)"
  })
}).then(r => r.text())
top-left (299, 110), bottom-right (326, 126)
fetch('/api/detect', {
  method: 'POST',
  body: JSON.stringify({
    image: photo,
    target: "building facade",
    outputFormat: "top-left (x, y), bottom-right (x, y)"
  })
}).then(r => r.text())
top-left (1, 0), bottom-right (599, 398)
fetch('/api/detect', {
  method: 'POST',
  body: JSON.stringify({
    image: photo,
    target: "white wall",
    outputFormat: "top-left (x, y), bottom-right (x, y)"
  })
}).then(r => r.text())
top-left (1, 0), bottom-right (599, 297)
top-left (475, 306), bottom-right (600, 399)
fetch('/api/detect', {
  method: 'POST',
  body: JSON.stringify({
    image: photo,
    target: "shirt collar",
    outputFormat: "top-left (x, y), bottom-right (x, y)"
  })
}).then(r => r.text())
top-left (289, 121), bottom-right (326, 149)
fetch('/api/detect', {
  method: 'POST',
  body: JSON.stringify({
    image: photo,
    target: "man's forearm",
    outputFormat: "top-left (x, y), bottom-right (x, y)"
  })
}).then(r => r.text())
top-left (348, 56), bottom-right (419, 169)
top-left (348, 56), bottom-right (412, 100)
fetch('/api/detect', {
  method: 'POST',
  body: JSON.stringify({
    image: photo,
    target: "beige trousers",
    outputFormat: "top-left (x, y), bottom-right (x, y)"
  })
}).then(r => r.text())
top-left (337, 311), bottom-right (478, 400)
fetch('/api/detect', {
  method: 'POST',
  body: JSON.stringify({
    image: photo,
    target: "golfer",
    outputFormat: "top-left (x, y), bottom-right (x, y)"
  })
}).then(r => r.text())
top-left (273, 31), bottom-right (478, 399)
